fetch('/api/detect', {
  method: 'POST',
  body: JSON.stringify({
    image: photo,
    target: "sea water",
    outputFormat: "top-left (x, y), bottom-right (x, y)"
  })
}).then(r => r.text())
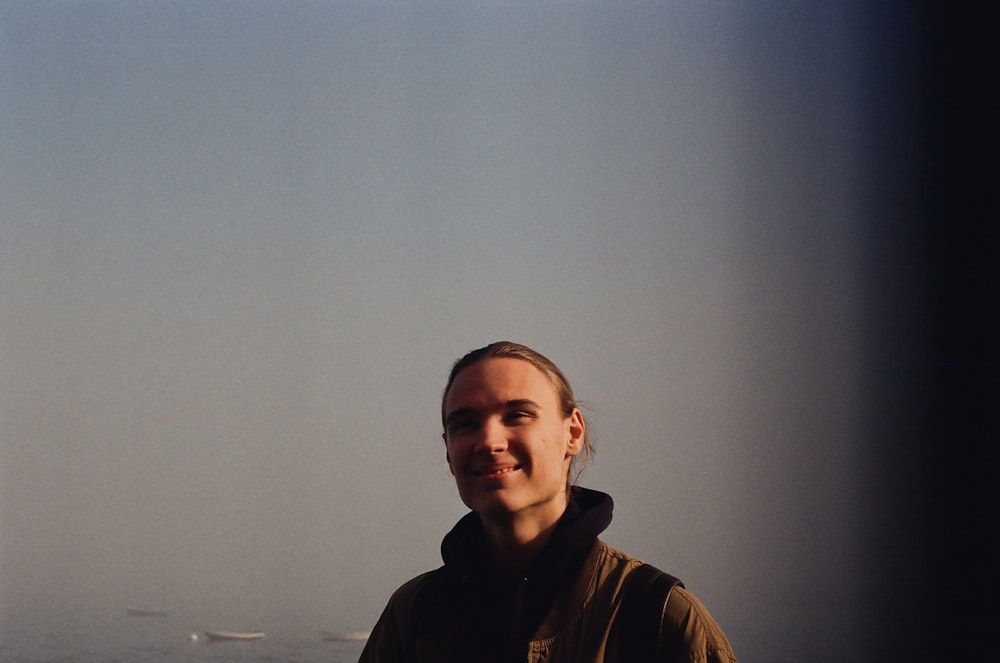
top-left (0, 616), bottom-right (368, 663)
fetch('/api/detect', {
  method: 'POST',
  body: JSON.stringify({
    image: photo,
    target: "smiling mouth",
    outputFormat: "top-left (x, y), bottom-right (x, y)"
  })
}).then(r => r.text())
top-left (474, 464), bottom-right (521, 478)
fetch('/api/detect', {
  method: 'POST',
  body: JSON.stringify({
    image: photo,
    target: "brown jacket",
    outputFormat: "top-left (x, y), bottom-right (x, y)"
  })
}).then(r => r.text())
top-left (359, 489), bottom-right (736, 663)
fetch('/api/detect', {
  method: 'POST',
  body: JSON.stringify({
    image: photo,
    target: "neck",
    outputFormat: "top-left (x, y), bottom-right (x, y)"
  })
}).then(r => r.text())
top-left (479, 496), bottom-right (570, 576)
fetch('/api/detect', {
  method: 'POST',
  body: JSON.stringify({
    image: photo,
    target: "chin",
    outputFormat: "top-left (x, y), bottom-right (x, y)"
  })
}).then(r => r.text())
top-left (462, 492), bottom-right (519, 519)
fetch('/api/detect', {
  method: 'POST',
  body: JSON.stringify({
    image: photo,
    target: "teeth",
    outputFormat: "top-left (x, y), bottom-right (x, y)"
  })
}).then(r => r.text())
top-left (480, 466), bottom-right (516, 476)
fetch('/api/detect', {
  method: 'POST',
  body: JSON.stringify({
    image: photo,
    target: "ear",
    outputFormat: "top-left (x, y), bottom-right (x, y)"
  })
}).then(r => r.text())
top-left (564, 408), bottom-right (586, 458)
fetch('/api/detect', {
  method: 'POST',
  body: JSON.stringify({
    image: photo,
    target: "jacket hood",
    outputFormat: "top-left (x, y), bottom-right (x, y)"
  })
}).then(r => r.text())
top-left (437, 487), bottom-right (614, 661)
top-left (440, 486), bottom-right (614, 577)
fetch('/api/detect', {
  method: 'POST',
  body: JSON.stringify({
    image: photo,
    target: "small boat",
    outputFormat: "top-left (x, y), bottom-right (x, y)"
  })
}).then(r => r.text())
top-left (126, 607), bottom-right (170, 617)
top-left (204, 630), bottom-right (265, 641)
top-left (321, 629), bottom-right (370, 642)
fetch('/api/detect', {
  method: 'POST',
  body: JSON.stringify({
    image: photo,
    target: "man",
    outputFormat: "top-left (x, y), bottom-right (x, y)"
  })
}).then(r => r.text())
top-left (360, 341), bottom-right (736, 662)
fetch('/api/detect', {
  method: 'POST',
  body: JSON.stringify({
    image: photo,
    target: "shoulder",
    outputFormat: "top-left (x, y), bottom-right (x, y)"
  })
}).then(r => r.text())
top-left (590, 541), bottom-right (676, 606)
top-left (662, 586), bottom-right (738, 663)
top-left (593, 540), bottom-right (644, 581)
top-left (389, 569), bottom-right (440, 602)
top-left (382, 569), bottom-right (444, 623)
top-left (359, 570), bottom-right (444, 663)
top-left (598, 544), bottom-right (737, 663)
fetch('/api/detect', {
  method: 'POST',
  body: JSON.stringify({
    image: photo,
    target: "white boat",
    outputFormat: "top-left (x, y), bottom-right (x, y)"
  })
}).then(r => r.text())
top-left (321, 629), bottom-right (370, 642)
top-left (204, 630), bottom-right (265, 641)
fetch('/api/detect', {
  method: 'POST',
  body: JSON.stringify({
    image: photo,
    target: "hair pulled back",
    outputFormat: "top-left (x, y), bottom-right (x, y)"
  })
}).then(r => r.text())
top-left (441, 341), bottom-right (594, 485)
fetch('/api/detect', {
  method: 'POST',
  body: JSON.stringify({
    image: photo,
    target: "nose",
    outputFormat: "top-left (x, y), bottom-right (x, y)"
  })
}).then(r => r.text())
top-left (474, 416), bottom-right (509, 454)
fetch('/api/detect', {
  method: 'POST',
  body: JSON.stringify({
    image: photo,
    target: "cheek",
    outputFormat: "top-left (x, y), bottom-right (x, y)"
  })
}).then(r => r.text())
top-left (445, 442), bottom-right (465, 470)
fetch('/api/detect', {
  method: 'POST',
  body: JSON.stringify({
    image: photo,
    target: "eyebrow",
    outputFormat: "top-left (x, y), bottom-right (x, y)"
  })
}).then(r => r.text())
top-left (444, 399), bottom-right (541, 426)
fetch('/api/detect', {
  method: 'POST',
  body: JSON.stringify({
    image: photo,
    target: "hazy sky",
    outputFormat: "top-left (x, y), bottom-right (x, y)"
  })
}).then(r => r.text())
top-left (2, 2), bottom-right (888, 659)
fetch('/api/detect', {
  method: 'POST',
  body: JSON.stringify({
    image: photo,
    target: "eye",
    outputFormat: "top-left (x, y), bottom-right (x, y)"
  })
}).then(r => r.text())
top-left (505, 410), bottom-right (535, 424)
top-left (447, 419), bottom-right (479, 436)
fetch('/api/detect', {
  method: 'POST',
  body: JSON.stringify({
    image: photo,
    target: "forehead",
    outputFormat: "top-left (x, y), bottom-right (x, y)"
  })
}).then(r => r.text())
top-left (444, 357), bottom-right (559, 410)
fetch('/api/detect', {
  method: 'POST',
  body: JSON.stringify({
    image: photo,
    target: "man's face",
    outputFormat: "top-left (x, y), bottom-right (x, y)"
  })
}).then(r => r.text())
top-left (443, 357), bottom-right (584, 524)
